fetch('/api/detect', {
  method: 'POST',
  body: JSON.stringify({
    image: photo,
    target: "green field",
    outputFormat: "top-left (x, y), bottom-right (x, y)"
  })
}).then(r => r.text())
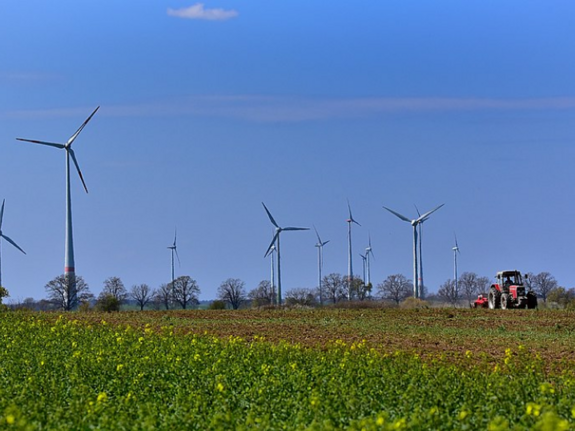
top-left (0, 309), bottom-right (574, 430)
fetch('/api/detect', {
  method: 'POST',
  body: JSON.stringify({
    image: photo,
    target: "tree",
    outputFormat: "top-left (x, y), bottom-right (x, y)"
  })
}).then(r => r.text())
top-left (377, 274), bottom-right (412, 305)
top-left (0, 286), bottom-right (9, 305)
top-left (154, 283), bottom-right (172, 310)
top-left (45, 274), bottom-right (93, 311)
top-left (350, 279), bottom-right (372, 301)
top-left (285, 288), bottom-right (316, 306)
top-left (248, 280), bottom-right (275, 307)
top-left (218, 278), bottom-right (246, 310)
top-left (171, 276), bottom-right (200, 309)
top-left (322, 273), bottom-right (346, 304)
top-left (100, 276), bottom-right (128, 305)
top-left (529, 272), bottom-right (557, 303)
top-left (459, 272), bottom-right (490, 305)
top-left (96, 293), bottom-right (121, 312)
top-left (131, 284), bottom-right (152, 311)
top-left (547, 287), bottom-right (575, 307)
top-left (437, 279), bottom-right (460, 306)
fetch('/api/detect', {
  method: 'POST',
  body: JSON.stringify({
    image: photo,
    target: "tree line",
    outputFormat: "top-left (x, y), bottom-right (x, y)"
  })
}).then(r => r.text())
top-left (5, 270), bottom-right (573, 311)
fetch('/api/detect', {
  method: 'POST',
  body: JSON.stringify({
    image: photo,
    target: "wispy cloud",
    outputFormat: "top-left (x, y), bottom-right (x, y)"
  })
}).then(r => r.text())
top-left (4, 96), bottom-right (575, 123)
top-left (167, 3), bottom-right (238, 21)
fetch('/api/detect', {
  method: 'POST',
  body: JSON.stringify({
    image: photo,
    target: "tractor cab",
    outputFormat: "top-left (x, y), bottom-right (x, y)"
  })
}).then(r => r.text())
top-left (497, 271), bottom-right (523, 289)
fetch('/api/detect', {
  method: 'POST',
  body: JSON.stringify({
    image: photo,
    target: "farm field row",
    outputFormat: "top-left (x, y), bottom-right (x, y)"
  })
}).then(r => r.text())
top-left (0, 309), bottom-right (573, 429)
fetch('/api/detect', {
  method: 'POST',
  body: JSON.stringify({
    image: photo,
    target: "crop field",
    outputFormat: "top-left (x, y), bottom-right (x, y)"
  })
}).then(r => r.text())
top-left (0, 308), bottom-right (574, 430)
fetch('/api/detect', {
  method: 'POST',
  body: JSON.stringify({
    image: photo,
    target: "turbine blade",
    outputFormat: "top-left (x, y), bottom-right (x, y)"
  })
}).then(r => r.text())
top-left (347, 199), bottom-right (361, 226)
top-left (261, 202), bottom-right (279, 228)
top-left (414, 204), bottom-right (421, 218)
top-left (416, 203), bottom-right (445, 223)
top-left (1, 234), bottom-right (26, 255)
top-left (382, 206), bottom-right (411, 223)
top-left (16, 138), bottom-right (65, 149)
top-left (313, 225), bottom-right (322, 244)
top-left (67, 106), bottom-right (100, 146)
top-left (283, 227), bottom-right (309, 231)
top-left (0, 199), bottom-right (4, 230)
top-left (175, 248), bottom-right (181, 267)
top-left (173, 228), bottom-right (177, 247)
top-left (367, 248), bottom-right (375, 261)
top-left (264, 232), bottom-right (280, 257)
top-left (69, 149), bottom-right (89, 193)
top-left (455, 233), bottom-right (460, 253)
top-left (322, 240), bottom-right (330, 246)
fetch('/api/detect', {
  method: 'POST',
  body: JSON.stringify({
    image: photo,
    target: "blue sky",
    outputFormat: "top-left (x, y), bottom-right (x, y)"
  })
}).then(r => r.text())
top-left (1, 1), bottom-right (574, 302)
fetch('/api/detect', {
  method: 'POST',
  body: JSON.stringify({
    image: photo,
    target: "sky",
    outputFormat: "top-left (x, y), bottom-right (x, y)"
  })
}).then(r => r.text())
top-left (1, 1), bottom-right (575, 302)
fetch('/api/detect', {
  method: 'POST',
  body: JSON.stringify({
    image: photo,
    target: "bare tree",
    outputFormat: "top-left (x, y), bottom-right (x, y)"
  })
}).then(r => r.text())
top-left (171, 276), bottom-right (200, 309)
top-left (100, 276), bottom-right (128, 305)
top-left (45, 274), bottom-right (94, 311)
top-left (322, 273), bottom-right (346, 304)
top-left (377, 274), bottom-right (412, 305)
top-left (285, 288), bottom-right (316, 306)
top-left (348, 278), bottom-right (371, 301)
top-left (154, 283), bottom-right (172, 310)
top-left (131, 284), bottom-right (152, 311)
top-left (218, 278), bottom-right (246, 310)
top-left (437, 279), bottom-right (460, 306)
top-left (529, 272), bottom-right (558, 303)
top-left (248, 280), bottom-right (274, 307)
top-left (459, 272), bottom-right (490, 305)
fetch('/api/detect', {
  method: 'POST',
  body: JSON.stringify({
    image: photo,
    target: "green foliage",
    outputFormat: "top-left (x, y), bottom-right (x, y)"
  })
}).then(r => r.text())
top-left (0, 311), bottom-right (574, 429)
top-left (95, 294), bottom-right (121, 312)
top-left (208, 300), bottom-right (226, 310)
top-left (0, 286), bottom-right (8, 304)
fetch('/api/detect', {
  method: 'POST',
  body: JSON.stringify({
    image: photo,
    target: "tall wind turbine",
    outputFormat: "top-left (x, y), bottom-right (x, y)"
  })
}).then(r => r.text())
top-left (17, 107), bottom-right (99, 305)
top-left (0, 200), bottom-right (26, 288)
top-left (314, 226), bottom-right (329, 305)
top-left (346, 200), bottom-right (361, 299)
top-left (364, 235), bottom-right (374, 287)
top-left (383, 204), bottom-right (444, 298)
top-left (262, 203), bottom-right (309, 306)
top-left (167, 229), bottom-right (180, 286)
top-left (453, 234), bottom-right (460, 298)
top-left (359, 253), bottom-right (367, 284)
top-left (414, 205), bottom-right (426, 297)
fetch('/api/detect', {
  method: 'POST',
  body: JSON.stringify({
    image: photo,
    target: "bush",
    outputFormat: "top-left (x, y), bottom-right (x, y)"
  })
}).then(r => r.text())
top-left (96, 294), bottom-right (121, 312)
top-left (208, 300), bottom-right (226, 310)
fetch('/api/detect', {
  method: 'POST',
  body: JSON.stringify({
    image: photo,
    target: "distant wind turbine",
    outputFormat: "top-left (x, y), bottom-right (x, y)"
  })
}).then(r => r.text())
top-left (453, 234), bottom-right (460, 298)
top-left (17, 107), bottom-right (99, 304)
top-left (414, 205), bottom-right (427, 297)
top-left (262, 203), bottom-right (309, 305)
top-left (383, 203), bottom-right (444, 298)
top-left (364, 235), bottom-right (374, 286)
top-left (0, 200), bottom-right (26, 288)
top-left (314, 226), bottom-right (329, 305)
top-left (269, 243), bottom-right (277, 305)
top-left (167, 229), bottom-right (181, 285)
top-left (346, 200), bottom-right (361, 299)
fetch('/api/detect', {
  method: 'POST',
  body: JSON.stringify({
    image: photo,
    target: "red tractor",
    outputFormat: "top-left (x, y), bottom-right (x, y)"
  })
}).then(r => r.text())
top-left (487, 270), bottom-right (537, 309)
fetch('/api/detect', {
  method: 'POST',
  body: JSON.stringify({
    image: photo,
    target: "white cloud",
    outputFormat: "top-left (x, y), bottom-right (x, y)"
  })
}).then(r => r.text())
top-left (167, 3), bottom-right (238, 21)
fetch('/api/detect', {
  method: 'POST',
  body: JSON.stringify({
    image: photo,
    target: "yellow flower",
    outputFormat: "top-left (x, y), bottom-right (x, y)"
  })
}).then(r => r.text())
top-left (97, 392), bottom-right (108, 403)
top-left (216, 383), bottom-right (224, 392)
top-left (6, 415), bottom-right (15, 424)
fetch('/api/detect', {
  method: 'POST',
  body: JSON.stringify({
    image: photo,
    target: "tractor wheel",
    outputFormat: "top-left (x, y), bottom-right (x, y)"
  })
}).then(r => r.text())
top-left (488, 288), bottom-right (500, 309)
top-left (501, 293), bottom-right (510, 310)
top-left (527, 292), bottom-right (538, 309)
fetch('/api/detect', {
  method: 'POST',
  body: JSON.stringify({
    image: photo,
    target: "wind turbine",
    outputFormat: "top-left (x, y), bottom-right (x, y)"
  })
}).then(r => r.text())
top-left (262, 203), bottom-right (309, 305)
top-left (414, 205), bottom-right (427, 297)
top-left (382, 203), bottom-right (444, 298)
top-left (453, 234), bottom-right (460, 298)
top-left (17, 107), bottom-right (99, 305)
top-left (364, 235), bottom-right (374, 287)
top-left (314, 226), bottom-right (329, 305)
top-left (346, 200), bottom-right (361, 299)
top-left (167, 229), bottom-right (181, 286)
top-left (0, 200), bottom-right (26, 288)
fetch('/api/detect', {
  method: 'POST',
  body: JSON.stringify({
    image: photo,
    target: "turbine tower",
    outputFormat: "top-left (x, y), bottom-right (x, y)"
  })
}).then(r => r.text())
top-left (383, 203), bottom-right (444, 298)
top-left (314, 226), bottom-right (329, 305)
top-left (414, 206), bottom-right (426, 297)
top-left (17, 107), bottom-right (99, 305)
top-left (364, 235), bottom-right (374, 287)
top-left (346, 200), bottom-right (361, 299)
top-left (167, 229), bottom-right (180, 286)
top-left (453, 234), bottom-right (460, 298)
top-left (262, 203), bottom-right (309, 306)
top-left (269, 243), bottom-right (276, 305)
top-left (0, 200), bottom-right (26, 288)
top-left (359, 253), bottom-right (367, 284)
